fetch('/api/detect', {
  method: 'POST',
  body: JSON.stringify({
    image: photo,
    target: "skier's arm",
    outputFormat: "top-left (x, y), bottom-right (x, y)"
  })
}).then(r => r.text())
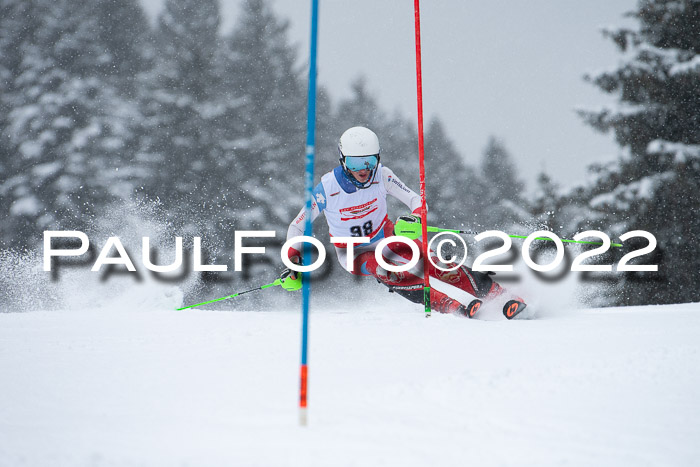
top-left (382, 167), bottom-right (423, 214)
top-left (285, 181), bottom-right (326, 260)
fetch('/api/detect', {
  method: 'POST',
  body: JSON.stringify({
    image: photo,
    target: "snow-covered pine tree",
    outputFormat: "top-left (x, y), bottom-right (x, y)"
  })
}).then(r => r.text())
top-left (333, 77), bottom-right (384, 129)
top-left (528, 172), bottom-right (593, 248)
top-left (531, 171), bottom-right (560, 230)
top-left (578, 0), bottom-right (700, 305)
top-left (0, 0), bottom-right (41, 245)
top-left (424, 118), bottom-right (479, 229)
top-left (137, 0), bottom-right (232, 237)
top-left (310, 84), bottom-right (338, 174)
top-left (478, 136), bottom-right (528, 231)
top-left (0, 0), bottom-right (39, 98)
top-left (0, 0), bottom-right (142, 248)
top-left (94, 0), bottom-right (151, 91)
top-left (222, 0), bottom-right (306, 233)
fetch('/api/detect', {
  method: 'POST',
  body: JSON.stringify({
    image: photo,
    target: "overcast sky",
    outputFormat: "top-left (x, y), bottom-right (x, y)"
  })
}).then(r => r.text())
top-left (142, 0), bottom-right (639, 190)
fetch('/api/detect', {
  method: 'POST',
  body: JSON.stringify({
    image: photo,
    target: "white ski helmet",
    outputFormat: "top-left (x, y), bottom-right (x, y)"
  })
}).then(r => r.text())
top-left (338, 126), bottom-right (381, 189)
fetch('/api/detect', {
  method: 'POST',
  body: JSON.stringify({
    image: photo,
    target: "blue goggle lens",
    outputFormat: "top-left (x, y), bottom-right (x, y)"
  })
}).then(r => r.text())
top-left (344, 155), bottom-right (378, 172)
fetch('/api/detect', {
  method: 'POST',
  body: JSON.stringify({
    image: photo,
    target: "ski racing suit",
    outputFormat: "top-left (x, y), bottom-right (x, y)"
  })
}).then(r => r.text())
top-left (285, 164), bottom-right (506, 313)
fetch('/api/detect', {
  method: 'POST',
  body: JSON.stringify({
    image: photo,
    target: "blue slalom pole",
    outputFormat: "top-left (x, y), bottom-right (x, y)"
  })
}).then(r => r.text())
top-left (299, 0), bottom-right (319, 427)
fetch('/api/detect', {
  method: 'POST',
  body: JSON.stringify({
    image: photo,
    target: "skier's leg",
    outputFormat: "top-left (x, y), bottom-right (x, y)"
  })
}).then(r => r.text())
top-left (372, 264), bottom-right (480, 316)
top-left (432, 263), bottom-right (506, 300)
top-left (425, 240), bottom-right (534, 317)
top-left (434, 262), bottom-right (527, 318)
top-left (349, 238), bottom-right (527, 318)
top-left (355, 243), bottom-right (482, 317)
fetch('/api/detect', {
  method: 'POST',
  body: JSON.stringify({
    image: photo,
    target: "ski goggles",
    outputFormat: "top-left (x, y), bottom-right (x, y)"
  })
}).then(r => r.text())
top-left (343, 155), bottom-right (379, 172)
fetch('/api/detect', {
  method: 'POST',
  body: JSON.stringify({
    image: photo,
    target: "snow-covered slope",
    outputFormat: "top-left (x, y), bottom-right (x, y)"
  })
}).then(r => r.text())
top-left (1, 298), bottom-right (698, 466)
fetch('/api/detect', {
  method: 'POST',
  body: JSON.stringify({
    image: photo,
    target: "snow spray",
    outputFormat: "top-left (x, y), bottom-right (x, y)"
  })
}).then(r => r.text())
top-left (1, 199), bottom-right (200, 312)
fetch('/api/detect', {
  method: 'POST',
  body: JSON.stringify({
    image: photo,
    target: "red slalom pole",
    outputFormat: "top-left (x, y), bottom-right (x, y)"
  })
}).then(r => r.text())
top-left (413, 0), bottom-right (431, 317)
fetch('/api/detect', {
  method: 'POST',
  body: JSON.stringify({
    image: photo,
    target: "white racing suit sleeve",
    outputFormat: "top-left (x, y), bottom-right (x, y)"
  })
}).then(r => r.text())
top-left (382, 166), bottom-right (423, 213)
top-left (286, 181), bottom-right (326, 254)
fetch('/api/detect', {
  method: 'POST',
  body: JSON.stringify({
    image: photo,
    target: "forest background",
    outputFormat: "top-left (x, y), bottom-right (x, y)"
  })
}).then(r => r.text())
top-left (1, 0), bottom-right (698, 309)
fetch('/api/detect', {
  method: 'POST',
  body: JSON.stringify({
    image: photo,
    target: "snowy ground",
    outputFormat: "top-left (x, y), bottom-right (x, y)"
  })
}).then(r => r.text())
top-left (1, 292), bottom-right (699, 466)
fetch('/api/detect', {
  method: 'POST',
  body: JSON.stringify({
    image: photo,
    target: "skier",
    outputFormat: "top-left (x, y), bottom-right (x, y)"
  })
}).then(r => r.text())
top-left (279, 126), bottom-right (526, 319)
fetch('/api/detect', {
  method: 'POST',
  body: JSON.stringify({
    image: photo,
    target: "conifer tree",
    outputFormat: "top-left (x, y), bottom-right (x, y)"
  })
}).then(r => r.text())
top-left (94, 0), bottom-right (151, 89)
top-left (0, 0), bottom-right (41, 244)
top-left (0, 0), bottom-right (142, 247)
top-left (578, 0), bottom-right (700, 305)
top-left (478, 136), bottom-right (527, 231)
top-left (424, 118), bottom-right (479, 228)
top-left (138, 0), bottom-right (230, 235)
top-left (531, 171), bottom-right (559, 230)
top-left (223, 0), bottom-right (306, 232)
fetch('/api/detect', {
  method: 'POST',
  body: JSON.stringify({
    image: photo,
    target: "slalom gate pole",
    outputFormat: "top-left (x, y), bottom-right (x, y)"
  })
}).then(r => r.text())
top-left (413, 0), bottom-right (431, 317)
top-left (426, 225), bottom-right (623, 247)
top-left (299, 0), bottom-right (319, 427)
top-left (176, 280), bottom-right (282, 310)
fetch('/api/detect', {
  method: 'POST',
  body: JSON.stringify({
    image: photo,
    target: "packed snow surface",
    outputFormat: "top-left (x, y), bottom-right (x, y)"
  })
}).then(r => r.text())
top-left (1, 298), bottom-right (699, 466)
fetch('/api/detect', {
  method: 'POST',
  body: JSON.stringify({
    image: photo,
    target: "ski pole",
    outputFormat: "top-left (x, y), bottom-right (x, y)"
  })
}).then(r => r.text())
top-left (427, 226), bottom-right (479, 235)
top-left (427, 226), bottom-right (623, 247)
top-left (176, 279), bottom-right (282, 310)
